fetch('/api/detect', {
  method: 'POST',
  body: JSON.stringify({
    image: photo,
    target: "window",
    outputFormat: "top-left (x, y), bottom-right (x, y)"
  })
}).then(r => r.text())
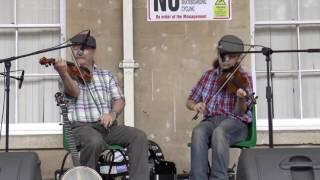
top-left (253, 0), bottom-right (320, 130)
top-left (0, 0), bottom-right (66, 134)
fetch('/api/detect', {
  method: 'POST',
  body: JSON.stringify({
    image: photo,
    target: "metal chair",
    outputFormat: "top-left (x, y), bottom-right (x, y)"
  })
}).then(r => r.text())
top-left (58, 130), bottom-right (127, 180)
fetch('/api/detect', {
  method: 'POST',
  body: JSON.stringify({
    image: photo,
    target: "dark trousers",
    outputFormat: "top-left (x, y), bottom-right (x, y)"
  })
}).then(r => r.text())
top-left (191, 116), bottom-right (248, 180)
top-left (71, 122), bottom-right (150, 180)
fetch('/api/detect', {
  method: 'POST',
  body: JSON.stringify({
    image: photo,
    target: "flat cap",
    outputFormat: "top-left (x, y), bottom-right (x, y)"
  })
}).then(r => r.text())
top-left (70, 34), bottom-right (96, 49)
top-left (218, 35), bottom-right (244, 53)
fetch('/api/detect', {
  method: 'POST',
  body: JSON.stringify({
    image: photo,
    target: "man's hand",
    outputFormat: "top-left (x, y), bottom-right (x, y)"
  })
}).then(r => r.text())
top-left (53, 58), bottom-right (68, 76)
top-left (234, 88), bottom-right (248, 115)
top-left (194, 102), bottom-right (206, 113)
top-left (98, 112), bottom-right (117, 128)
top-left (236, 88), bottom-right (247, 98)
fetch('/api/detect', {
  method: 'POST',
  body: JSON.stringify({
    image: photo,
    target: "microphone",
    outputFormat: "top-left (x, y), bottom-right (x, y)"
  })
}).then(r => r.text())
top-left (77, 30), bottom-right (90, 56)
top-left (18, 70), bottom-right (24, 89)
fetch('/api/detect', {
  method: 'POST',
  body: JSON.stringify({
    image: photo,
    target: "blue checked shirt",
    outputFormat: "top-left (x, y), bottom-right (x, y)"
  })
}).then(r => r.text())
top-left (60, 66), bottom-right (124, 122)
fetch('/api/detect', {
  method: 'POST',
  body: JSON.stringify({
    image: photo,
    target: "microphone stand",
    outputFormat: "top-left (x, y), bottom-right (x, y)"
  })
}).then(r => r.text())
top-left (0, 71), bottom-right (24, 87)
top-left (0, 43), bottom-right (79, 152)
top-left (225, 47), bottom-right (320, 148)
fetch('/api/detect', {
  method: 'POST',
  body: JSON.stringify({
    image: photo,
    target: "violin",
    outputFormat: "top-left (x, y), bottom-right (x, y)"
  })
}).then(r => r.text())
top-left (192, 63), bottom-right (257, 120)
top-left (217, 64), bottom-right (257, 110)
top-left (217, 65), bottom-right (249, 95)
top-left (39, 57), bottom-right (92, 83)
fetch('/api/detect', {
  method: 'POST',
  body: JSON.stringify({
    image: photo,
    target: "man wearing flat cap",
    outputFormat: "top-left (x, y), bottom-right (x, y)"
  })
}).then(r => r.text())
top-left (54, 33), bottom-right (149, 180)
top-left (186, 35), bottom-right (254, 180)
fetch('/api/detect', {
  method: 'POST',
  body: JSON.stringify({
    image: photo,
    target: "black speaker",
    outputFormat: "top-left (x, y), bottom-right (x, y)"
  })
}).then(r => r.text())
top-left (150, 160), bottom-right (177, 180)
top-left (237, 148), bottom-right (320, 180)
top-left (0, 152), bottom-right (42, 180)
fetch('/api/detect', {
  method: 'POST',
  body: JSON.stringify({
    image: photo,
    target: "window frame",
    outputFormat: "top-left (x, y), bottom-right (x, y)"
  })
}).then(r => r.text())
top-left (0, 0), bottom-right (66, 135)
top-left (250, 0), bottom-right (320, 130)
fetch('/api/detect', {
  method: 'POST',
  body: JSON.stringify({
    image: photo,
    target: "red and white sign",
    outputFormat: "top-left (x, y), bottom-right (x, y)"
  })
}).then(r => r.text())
top-left (147, 0), bottom-right (232, 21)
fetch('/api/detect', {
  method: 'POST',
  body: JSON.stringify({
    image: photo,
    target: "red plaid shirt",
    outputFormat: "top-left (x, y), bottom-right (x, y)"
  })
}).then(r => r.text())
top-left (188, 67), bottom-right (253, 123)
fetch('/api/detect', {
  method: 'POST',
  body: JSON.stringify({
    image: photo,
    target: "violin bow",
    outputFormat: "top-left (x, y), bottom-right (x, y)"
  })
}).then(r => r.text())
top-left (68, 45), bottom-right (103, 115)
top-left (192, 47), bottom-right (253, 120)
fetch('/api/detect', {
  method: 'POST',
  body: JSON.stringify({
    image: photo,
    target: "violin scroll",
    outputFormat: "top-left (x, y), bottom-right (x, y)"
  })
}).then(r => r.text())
top-left (39, 57), bottom-right (93, 83)
top-left (39, 57), bottom-right (55, 67)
